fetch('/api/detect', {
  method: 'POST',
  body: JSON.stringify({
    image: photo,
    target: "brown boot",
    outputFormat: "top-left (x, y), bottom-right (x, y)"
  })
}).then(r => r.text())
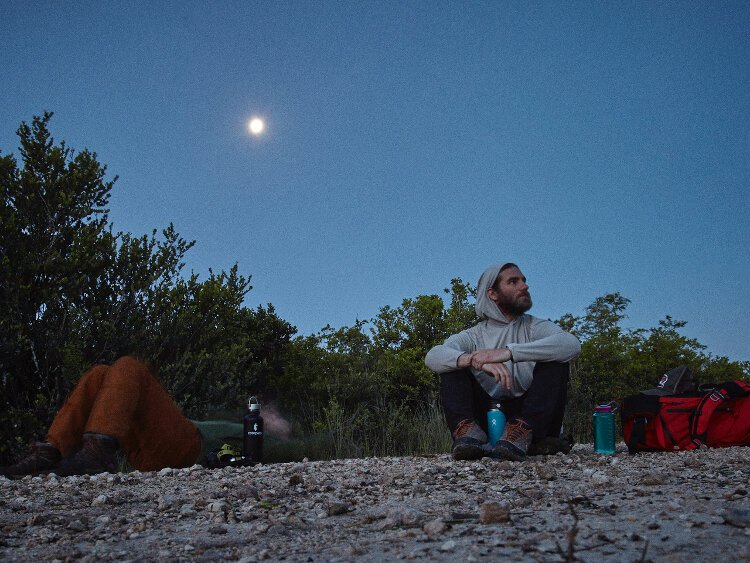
top-left (0, 442), bottom-right (61, 479)
top-left (56, 433), bottom-right (119, 476)
top-left (451, 419), bottom-right (488, 461)
top-left (491, 418), bottom-right (533, 461)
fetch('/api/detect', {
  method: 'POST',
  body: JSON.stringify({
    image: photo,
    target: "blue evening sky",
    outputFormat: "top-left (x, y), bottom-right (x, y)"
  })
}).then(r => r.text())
top-left (2, 2), bottom-right (748, 361)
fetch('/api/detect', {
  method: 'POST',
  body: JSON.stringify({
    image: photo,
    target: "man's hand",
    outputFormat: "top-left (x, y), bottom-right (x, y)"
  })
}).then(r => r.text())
top-left (455, 347), bottom-right (514, 390)
top-left (481, 362), bottom-right (513, 390)
top-left (469, 347), bottom-right (512, 370)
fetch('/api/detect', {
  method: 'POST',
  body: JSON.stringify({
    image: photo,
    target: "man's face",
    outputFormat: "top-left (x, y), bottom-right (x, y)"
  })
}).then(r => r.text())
top-left (487, 266), bottom-right (532, 318)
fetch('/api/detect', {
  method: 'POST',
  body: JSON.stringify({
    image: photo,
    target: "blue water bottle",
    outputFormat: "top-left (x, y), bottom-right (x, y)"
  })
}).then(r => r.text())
top-left (487, 404), bottom-right (506, 446)
top-left (593, 403), bottom-right (616, 454)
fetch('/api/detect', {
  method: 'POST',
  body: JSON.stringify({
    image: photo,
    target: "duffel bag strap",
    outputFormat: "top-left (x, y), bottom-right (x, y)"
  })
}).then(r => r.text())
top-left (621, 393), bottom-right (661, 454)
top-left (690, 380), bottom-right (750, 447)
top-left (627, 417), bottom-right (648, 454)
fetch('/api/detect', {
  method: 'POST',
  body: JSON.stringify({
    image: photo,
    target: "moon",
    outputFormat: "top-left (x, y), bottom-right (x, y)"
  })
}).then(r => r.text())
top-left (248, 117), bottom-right (265, 136)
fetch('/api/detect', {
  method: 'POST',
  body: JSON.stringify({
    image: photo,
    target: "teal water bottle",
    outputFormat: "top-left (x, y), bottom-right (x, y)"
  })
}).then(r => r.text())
top-left (487, 404), bottom-right (506, 446)
top-left (593, 403), bottom-right (616, 454)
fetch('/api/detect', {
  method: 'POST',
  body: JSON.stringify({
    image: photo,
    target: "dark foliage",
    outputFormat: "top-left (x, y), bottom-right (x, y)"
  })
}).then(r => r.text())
top-left (0, 114), bottom-right (293, 462)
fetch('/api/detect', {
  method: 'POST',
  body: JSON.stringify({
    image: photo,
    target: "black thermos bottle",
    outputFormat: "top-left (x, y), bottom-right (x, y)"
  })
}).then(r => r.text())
top-left (243, 396), bottom-right (264, 464)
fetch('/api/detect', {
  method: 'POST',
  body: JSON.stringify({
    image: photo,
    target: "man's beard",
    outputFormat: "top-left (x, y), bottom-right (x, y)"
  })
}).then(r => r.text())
top-left (497, 292), bottom-right (533, 317)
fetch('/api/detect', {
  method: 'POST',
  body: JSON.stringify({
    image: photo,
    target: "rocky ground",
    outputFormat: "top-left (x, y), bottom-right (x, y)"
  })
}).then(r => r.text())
top-left (1, 443), bottom-right (749, 562)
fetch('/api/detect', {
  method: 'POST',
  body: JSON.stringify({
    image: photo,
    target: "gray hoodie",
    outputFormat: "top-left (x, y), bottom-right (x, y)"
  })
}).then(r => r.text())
top-left (424, 263), bottom-right (581, 399)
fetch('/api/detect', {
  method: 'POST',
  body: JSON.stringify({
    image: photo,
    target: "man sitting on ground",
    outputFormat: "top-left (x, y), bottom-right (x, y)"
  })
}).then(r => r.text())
top-left (425, 262), bottom-right (581, 461)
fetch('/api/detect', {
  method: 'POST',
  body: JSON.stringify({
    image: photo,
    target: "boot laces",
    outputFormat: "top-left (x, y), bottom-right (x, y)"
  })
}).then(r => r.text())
top-left (504, 419), bottom-right (532, 445)
top-left (453, 419), bottom-right (478, 439)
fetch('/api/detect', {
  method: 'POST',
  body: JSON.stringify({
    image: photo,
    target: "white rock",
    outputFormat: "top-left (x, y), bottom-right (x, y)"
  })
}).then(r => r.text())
top-left (591, 472), bottom-right (610, 488)
top-left (440, 540), bottom-right (457, 552)
top-left (207, 500), bottom-right (227, 513)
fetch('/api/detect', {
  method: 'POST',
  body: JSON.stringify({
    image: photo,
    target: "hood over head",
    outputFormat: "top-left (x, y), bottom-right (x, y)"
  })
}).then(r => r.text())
top-left (475, 263), bottom-right (513, 324)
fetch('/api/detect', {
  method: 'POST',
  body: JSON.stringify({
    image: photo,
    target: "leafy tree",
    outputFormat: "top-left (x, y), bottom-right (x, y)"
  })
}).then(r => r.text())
top-left (369, 278), bottom-right (478, 403)
top-left (273, 279), bottom-right (477, 429)
top-left (563, 293), bottom-right (641, 403)
top-left (0, 114), bottom-right (293, 462)
top-left (1, 113), bottom-right (118, 458)
top-left (274, 321), bottom-right (381, 414)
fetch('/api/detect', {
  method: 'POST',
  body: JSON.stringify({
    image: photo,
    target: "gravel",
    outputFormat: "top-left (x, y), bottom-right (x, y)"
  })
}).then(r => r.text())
top-left (1, 443), bottom-right (749, 561)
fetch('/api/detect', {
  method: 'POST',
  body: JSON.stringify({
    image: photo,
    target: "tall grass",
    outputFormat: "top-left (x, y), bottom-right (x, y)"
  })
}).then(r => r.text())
top-left (264, 399), bottom-right (452, 463)
top-left (264, 387), bottom-right (607, 465)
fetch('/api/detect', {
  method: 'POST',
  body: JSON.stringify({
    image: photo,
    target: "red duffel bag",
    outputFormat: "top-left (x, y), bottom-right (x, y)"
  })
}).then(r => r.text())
top-left (621, 367), bottom-right (750, 453)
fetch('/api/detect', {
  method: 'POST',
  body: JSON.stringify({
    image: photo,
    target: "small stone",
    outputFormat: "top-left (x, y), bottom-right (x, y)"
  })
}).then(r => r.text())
top-left (67, 519), bottom-right (87, 531)
top-left (725, 508), bottom-right (750, 528)
top-left (327, 502), bottom-right (349, 516)
top-left (157, 495), bottom-right (178, 510)
top-left (479, 502), bottom-right (511, 524)
top-left (524, 488), bottom-right (545, 500)
top-left (91, 494), bottom-right (108, 506)
top-left (423, 519), bottom-right (447, 536)
top-left (591, 472), bottom-right (610, 488)
top-left (536, 465), bottom-right (557, 481)
top-left (440, 540), bottom-right (456, 552)
top-left (289, 473), bottom-right (303, 486)
top-left (393, 508), bottom-right (425, 527)
top-left (339, 545), bottom-right (364, 557)
top-left (236, 486), bottom-right (260, 500)
top-left (379, 474), bottom-right (396, 486)
top-left (639, 472), bottom-right (668, 486)
top-left (513, 496), bottom-right (533, 508)
top-left (374, 517), bottom-right (399, 530)
top-left (207, 500), bottom-right (227, 513)
top-left (209, 525), bottom-right (228, 535)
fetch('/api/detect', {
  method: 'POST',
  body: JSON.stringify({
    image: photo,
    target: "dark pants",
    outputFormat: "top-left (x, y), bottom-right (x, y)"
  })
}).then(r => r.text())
top-left (439, 362), bottom-right (569, 443)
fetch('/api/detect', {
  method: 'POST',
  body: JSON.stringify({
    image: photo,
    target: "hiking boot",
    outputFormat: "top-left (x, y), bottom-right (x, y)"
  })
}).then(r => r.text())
top-left (528, 435), bottom-right (574, 456)
top-left (56, 433), bottom-right (119, 476)
top-left (0, 442), bottom-right (61, 479)
top-left (491, 418), bottom-right (533, 461)
top-left (451, 419), bottom-right (488, 461)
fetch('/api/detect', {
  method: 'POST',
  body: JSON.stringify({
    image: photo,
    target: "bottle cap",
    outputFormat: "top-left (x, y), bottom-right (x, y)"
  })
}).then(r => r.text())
top-left (248, 396), bottom-right (261, 412)
top-left (595, 404), bottom-right (613, 413)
